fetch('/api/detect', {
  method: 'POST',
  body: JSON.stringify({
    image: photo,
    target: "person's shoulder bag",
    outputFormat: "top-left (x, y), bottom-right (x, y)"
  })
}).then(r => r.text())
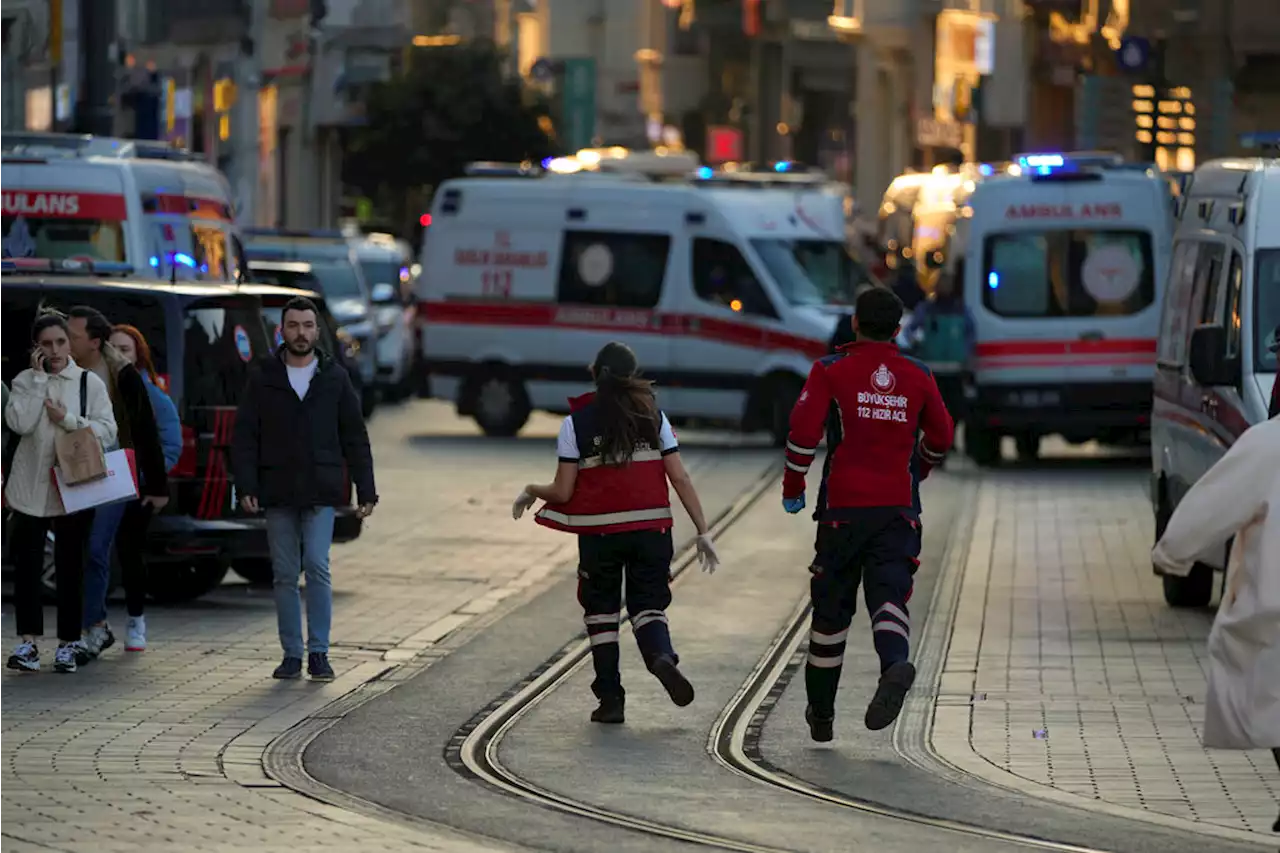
top-left (53, 371), bottom-right (108, 485)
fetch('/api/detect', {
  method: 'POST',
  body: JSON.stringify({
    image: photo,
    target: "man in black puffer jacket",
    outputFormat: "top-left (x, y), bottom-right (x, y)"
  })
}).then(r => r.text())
top-left (231, 296), bottom-right (377, 682)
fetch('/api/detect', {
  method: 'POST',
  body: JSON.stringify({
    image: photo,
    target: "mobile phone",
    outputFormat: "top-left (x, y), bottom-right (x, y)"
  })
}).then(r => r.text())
top-left (42, 357), bottom-right (53, 373)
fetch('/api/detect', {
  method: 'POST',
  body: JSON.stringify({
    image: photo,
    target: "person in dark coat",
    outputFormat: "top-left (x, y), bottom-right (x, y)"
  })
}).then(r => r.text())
top-left (231, 296), bottom-right (377, 682)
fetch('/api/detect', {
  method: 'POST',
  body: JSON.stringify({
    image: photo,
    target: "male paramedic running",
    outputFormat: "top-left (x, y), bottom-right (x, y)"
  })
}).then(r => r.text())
top-left (782, 287), bottom-right (953, 742)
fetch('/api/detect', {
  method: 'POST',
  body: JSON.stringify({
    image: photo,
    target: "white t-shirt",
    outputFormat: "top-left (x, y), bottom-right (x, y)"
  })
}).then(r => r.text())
top-left (557, 412), bottom-right (679, 461)
top-left (286, 359), bottom-right (319, 400)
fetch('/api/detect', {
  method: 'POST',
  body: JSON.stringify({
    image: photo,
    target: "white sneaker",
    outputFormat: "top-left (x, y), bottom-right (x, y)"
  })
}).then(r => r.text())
top-left (54, 645), bottom-right (77, 673)
top-left (84, 623), bottom-right (115, 658)
top-left (125, 616), bottom-right (147, 652)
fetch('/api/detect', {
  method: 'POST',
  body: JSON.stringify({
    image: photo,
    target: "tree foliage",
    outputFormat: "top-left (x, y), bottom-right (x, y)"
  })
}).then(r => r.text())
top-left (345, 42), bottom-right (558, 197)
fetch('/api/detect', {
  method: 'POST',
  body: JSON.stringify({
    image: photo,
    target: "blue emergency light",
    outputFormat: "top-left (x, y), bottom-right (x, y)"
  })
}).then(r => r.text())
top-left (1018, 154), bottom-right (1066, 175)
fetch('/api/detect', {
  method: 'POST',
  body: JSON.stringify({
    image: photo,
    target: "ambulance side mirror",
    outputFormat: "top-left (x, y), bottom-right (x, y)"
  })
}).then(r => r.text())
top-left (370, 282), bottom-right (397, 303)
top-left (1188, 325), bottom-right (1239, 388)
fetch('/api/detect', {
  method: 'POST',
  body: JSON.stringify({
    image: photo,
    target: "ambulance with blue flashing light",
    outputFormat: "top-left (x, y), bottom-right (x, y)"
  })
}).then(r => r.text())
top-left (1, 132), bottom-right (246, 283)
top-left (956, 151), bottom-right (1174, 464)
top-left (416, 161), bottom-right (878, 443)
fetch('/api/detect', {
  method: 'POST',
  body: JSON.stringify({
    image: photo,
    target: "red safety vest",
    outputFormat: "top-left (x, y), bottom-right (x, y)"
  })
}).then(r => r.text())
top-left (535, 393), bottom-right (673, 535)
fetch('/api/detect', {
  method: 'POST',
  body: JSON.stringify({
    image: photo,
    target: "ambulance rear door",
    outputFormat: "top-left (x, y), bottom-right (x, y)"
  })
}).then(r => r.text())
top-left (1, 159), bottom-right (136, 267)
top-left (133, 160), bottom-right (240, 282)
top-left (969, 171), bottom-right (1169, 412)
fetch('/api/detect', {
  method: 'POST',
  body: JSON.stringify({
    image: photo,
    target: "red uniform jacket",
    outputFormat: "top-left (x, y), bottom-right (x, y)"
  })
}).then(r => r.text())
top-left (783, 340), bottom-right (954, 515)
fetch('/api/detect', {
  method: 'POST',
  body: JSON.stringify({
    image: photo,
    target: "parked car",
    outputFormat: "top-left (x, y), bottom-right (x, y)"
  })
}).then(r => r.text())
top-left (349, 232), bottom-right (418, 401)
top-left (0, 260), bottom-right (365, 602)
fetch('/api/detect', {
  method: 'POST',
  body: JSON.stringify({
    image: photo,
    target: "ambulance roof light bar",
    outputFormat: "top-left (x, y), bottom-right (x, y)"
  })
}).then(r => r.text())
top-left (1, 258), bottom-right (137, 277)
top-left (463, 161), bottom-right (543, 177)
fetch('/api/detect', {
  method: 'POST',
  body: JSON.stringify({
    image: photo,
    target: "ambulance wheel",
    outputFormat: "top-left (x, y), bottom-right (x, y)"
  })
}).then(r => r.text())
top-left (470, 370), bottom-right (531, 437)
top-left (1161, 564), bottom-right (1214, 608)
top-left (966, 427), bottom-right (1001, 466)
top-left (766, 376), bottom-right (804, 447)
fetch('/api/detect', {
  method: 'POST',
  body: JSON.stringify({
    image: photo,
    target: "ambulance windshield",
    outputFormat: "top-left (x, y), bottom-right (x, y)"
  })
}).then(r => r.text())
top-left (751, 238), bottom-right (875, 306)
top-left (2, 214), bottom-right (126, 262)
top-left (981, 229), bottom-right (1155, 318)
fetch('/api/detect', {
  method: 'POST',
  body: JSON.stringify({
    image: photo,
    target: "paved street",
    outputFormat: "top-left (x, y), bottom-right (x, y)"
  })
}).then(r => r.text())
top-left (933, 462), bottom-right (1278, 841)
top-left (0, 400), bottom-right (776, 853)
top-left (2, 411), bottom-right (1276, 853)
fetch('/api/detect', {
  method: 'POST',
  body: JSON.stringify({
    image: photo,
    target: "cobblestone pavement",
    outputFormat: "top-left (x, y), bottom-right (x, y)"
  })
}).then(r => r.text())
top-left (933, 463), bottom-right (1278, 843)
top-left (0, 401), bottom-right (777, 853)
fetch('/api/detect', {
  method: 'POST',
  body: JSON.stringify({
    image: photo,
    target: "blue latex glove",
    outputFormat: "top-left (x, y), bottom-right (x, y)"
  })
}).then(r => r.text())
top-left (783, 494), bottom-right (806, 514)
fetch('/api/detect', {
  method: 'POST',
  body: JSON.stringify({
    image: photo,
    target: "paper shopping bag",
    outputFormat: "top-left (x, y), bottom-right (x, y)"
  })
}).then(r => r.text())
top-left (54, 426), bottom-right (107, 484)
top-left (53, 449), bottom-right (139, 513)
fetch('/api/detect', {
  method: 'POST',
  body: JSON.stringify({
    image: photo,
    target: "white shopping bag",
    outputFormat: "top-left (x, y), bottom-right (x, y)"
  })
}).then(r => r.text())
top-left (53, 449), bottom-right (139, 513)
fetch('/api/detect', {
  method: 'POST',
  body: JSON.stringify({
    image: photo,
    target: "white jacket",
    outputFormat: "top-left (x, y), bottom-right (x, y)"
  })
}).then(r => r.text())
top-left (1152, 416), bottom-right (1280, 750)
top-left (3, 360), bottom-right (117, 517)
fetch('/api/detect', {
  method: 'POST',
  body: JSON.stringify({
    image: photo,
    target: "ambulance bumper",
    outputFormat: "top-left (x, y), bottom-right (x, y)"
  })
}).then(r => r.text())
top-left (969, 381), bottom-right (1152, 432)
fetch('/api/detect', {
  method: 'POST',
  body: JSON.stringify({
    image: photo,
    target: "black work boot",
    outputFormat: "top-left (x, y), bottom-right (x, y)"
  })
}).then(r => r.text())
top-left (650, 654), bottom-right (695, 707)
top-left (805, 705), bottom-right (834, 743)
top-left (590, 694), bottom-right (625, 724)
top-left (865, 661), bottom-right (916, 731)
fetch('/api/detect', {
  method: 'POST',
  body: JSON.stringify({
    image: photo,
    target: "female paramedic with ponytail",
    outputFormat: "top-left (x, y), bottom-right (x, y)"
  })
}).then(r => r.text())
top-left (512, 341), bottom-right (721, 724)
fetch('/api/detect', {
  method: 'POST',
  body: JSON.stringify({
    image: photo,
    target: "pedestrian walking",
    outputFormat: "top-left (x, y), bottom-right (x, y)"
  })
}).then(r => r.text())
top-left (67, 307), bottom-right (170, 662)
top-left (821, 315), bottom-right (932, 592)
top-left (230, 296), bottom-right (377, 682)
top-left (782, 287), bottom-right (953, 741)
top-left (1152, 414), bottom-right (1280, 832)
top-left (511, 342), bottom-right (720, 724)
top-left (901, 265), bottom-right (975, 429)
top-left (5, 312), bottom-right (117, 673)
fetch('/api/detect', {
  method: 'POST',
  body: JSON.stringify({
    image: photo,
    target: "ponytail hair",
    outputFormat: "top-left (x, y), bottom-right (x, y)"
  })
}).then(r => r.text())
top-left (591, 342), bottom-right (660, 466)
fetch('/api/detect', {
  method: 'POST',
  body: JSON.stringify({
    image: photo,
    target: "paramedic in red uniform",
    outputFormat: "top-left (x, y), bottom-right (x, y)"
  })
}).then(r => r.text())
top-left (511, 342), bottom-right (720, 724)
top-left (783, 287), bottom-right (953, 741)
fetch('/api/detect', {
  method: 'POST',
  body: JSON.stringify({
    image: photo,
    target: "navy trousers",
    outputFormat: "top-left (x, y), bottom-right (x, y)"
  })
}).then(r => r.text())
top-left (805, 509), bottom-right (918, 717)
top-left (577, 529), bottom-right (677, 700)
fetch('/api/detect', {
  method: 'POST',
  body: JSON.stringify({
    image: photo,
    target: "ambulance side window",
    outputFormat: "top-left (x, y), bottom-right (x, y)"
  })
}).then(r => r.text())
top-left (1225, 250), bottom-right (1244, 358)
top-left (1191, 242), bottom-right (1225, 329)
top-left (1157, 241), bottom-right (1198, 367)
top-left (556, 231), bottom-right (669, 309)
top-left (691, 239), bottom-right (778, 319)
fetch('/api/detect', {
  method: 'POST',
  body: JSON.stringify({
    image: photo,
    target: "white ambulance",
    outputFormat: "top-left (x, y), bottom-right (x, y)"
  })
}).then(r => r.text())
top-left (957, 152), bottom-right (1175, 464)
top-left (417, 164), bottom-right (876, 441)
top-left (2, 132), bottom-right (245, 283)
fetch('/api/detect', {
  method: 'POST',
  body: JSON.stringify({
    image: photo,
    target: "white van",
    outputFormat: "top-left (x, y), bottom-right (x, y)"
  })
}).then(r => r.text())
top-left (1150, 157), bottom-right (1280, 607)
top-left (1, 132), bottom-right (246, 283)
top-left (417, 167), bottom-right (878, 440)
top-left (958, 153), bottom-right (1174, 464)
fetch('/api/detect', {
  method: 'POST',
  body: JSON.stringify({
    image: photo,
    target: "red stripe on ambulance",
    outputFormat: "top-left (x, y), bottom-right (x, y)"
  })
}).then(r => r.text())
top-left (2, 191), bottom-right (128, 219)
top-left (421, 300), bottom-right (829, 360)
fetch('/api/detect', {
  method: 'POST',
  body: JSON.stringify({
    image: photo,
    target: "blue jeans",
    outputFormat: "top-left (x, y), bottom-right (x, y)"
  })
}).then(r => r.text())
top-left (83, 500), bottom-right (127, 628)
top-left (265, 506), bottom-right (336, 659)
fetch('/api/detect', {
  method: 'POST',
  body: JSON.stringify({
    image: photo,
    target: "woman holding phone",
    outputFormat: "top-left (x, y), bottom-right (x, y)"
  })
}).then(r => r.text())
top-left (5, 311), bottom-right (116, 674)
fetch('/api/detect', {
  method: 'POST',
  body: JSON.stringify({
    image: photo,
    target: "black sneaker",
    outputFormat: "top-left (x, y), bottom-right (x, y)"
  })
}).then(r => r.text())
top-left (307, 652), bottom-right (335, 682)
top-left (805, 705), bottom-right (834, 742)
top-left (650, 654), bottom-right (695, 707)
top-left (865, 661), bottom-right (916, 731)
top-left (590, 694), bottom-right (625, 724)
top-left (273, 656), bottom-right (303, 679)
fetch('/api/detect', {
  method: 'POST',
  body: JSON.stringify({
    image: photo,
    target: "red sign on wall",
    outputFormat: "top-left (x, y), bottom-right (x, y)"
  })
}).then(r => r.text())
top-left (707, 126), bottom-right (743, 164)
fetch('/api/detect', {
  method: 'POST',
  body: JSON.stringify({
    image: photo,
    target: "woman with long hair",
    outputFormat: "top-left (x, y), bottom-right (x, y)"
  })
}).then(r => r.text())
top-left (79, 324), bottom-right (183, 656)
top-left (5, 312), bottom-right (117, 673)
top-left (512, 342), bottom-right (720, 724)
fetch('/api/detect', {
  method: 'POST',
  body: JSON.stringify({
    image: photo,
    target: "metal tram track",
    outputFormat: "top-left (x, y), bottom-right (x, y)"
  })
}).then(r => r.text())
top-left (445, 464), bottom-right (1116, 853)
